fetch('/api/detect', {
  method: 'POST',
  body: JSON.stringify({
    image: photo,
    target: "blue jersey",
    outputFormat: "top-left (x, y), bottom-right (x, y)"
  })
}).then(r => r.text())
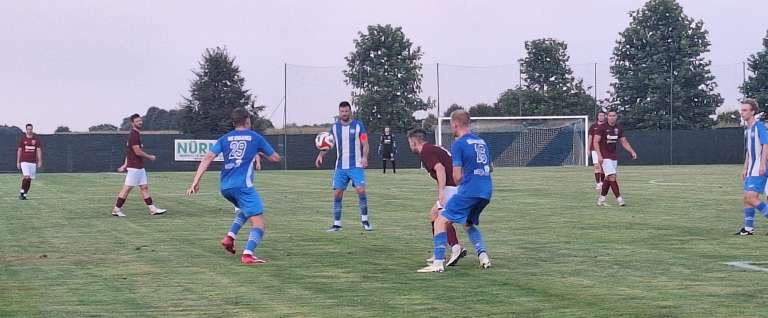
top-left (451, 133), bottom-right (493, 199)
top-left (211, 129), bottom-right (275, 190)
top-left (330, 119), bottom-right (368, 170)
top-left (745, 122), bottom-right (768, 177)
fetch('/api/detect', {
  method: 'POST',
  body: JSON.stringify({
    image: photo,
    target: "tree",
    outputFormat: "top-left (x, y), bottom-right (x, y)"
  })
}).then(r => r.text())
top-left (442, 104), bottom-right (465, 117)
top-left (0, 124), bottom-right (22, 135)
top-left (715, 110), bottom-right (740, 127)
top-left (742, 30), bottom-right (768, 108)
top-left (512, 38), bottom-right (596, 116)
top-left (89, 124), bottom-right (118, 132)
top-left (344, 24), bottom-right (431, 132)
top-left (54, 126), bottom-right (71, 133)
top-left (610, 0), bottom-right (722, 129)
top-left (179, 47), bottom-right (268, 135)
top-left (120, 106), bottom-right (181, 131)
top-left (468, 103), bottom-right (502, 117)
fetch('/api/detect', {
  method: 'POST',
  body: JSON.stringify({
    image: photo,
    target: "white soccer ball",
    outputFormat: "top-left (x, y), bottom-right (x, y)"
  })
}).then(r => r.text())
top-left (315, 132), bottom-right (334, 151)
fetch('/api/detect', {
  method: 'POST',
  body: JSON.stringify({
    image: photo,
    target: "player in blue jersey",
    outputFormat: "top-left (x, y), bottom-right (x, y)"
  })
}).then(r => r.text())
top-left (735, 99), bottom-right (768, 235)
top-left (419, 110), bottom-right (493, 273)
top-left (185, 108), bottom-right (281, 265)
top-left (315, 101), bottom-right (372, 232)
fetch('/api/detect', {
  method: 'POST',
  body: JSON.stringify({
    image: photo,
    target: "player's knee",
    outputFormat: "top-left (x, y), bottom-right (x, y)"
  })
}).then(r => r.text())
top-left (333, 190), bottom-right (344, 199)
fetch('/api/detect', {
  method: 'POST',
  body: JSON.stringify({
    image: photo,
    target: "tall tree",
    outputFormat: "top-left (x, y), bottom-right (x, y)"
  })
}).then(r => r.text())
top-left (506, 38), bottom-right (596, 116)
top-left (0, 124), bottom-right (22, 135)
top-left (344, 24), bottom-right (431, 132)
top-left (88, 124), bottom-right (118, 132)
top-left (179, 47), bottom-right (268, 135)
top-left (742, 30), bottom-right (768, 108)
top-left (468, 103), bottom-right (501, 117)
top-left (120, 106), bottom-right (181, 131)
top-left (442, 103), bottom-right (465, 117)
top-left (54, 126), bottom-right (71, 133)
top-left (611, 0), bottom-right (722, 129)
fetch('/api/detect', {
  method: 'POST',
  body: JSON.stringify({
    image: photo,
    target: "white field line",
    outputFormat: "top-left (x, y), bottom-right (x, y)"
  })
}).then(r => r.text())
top-left (648, 179), bottom-right (724, 188)
top-left (725, 261), bottom-right (768, 272)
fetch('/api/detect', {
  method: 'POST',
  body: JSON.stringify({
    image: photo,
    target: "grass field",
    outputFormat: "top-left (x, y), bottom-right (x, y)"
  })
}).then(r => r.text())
top-left (1, 165), bottom-right (767, 317)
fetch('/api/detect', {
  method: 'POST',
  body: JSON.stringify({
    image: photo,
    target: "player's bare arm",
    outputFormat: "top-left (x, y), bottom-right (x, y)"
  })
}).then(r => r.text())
top-left (743, 150), bottom-right (750, 181)
top-left (315, 150), bottom-right (327, 168)
top-left (186, 151), bottom-right (217, 196)
top-left (131, 144), bottom-right (156, 161)
top-left (452, 166), bottom-right (463, 185)
top-left (593, 135), bottom-right (603, 163)
top-left (265, 152), bottom-right (281, 162)
top-left (16, 147), bottom-right (22, 170)
top-left (36, 147), bottom-right (42, 169)
top-left (361, 136), bottom-right (369, 168)
top-left (434, 162), bottom-right (448, 207)
top-left (620, 137), bottom-right (637, 159)
top-left (760, 143), bottom-right (768, 176)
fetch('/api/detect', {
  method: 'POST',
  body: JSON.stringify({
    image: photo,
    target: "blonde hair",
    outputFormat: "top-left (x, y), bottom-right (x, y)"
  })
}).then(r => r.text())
top-left (450, 109), bottom-right (470, 128)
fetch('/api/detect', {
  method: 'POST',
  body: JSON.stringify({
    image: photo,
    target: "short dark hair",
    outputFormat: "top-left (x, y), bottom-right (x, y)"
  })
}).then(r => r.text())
top-left (339, 101), bottom-right (351, 109)
top-left (25, 123), bottom-right (33, 128)
top-left (743, 99), bottom-right (759, 114)
top-left (231, 107), bottom-right (251, 126)
top-left (130, 113), bottom-right (141, 122)
top-left (407, 128), bottom-right (428, 142)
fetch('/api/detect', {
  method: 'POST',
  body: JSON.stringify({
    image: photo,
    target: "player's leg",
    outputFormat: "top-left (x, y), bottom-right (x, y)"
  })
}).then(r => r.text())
top-left (463, 198), bottom-right (491, 268)
top-left (738, 190), bottom-right (757, 235)
top-left (329, 170), bottom-right (349, 232)
top-left (744, 177), bottom-right (768, 227)
top-left (382, 158), bottom-right (387, 174)
top-left (351, 168), bottom-right (371, 231)
top-left (220, 189), bottom-right (246, 253)
top-left (591, 151), bottom-right (603, 190)
top-left (236, 188), bottom-right (267, 264)
top-left (418, 214), bottom-right (451, 272)
top-left (19, 163), bottom-right (35, 199)
top-left (441, 186), bottom-right (465, 266)
top-left (113, 185), bottom-right (132, 217)
top-left (598, 160), bottom-right (618, 206)
top-left (391, 157), bottom-right (396, 174)
top-left (137, 170), bottom-right (165, 215)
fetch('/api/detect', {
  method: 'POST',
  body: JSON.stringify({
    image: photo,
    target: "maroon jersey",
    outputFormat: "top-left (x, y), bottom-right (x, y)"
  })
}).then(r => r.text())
top-left (18, 135), bottom-right (42, 163)
top-left (588, 122), bottom-right (604, 152)
top-left (126, 129), bottom-right (144, 169)
top-left (597, 123), bottom-right (624, 160)
top-left (418, 143), bottom-right (457, 187)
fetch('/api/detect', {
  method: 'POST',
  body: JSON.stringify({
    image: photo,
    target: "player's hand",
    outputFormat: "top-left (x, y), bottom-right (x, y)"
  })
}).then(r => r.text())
top-left (148, 155), bottom-right (157, 161)
top-left (631, 152), bottom-right (638, 160)
top-left (117, 165), bottom-right (126, 173)
top-left (438, 191), bottom-right (447, 208)
top-left (255, 161), bottom-right (262, 171)
top-left (430, 205), bottom-right (440, 221)
top-left (16, 162), bottom-right (20, 170)
top-left (742, 169), bottom-right (748, 181)
top-left (361, 158), bottom-right (368, 168)
top-left (37, 162), bottom-right (42, 169)
top-left (185, 183), bottom-right (200, 197)
top-left (315, 155), bottom-right (323, 168)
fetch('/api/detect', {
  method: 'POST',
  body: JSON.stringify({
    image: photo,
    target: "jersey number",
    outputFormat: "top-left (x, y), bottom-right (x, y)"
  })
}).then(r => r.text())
top-left (229, 141), bottom-right (247, 160)
top-left (474, 144), bottom-right (488, 164)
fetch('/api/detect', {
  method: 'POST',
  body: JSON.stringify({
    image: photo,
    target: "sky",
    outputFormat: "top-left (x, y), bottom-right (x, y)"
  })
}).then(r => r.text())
top-left (1, 0), bottom-right (766, 133)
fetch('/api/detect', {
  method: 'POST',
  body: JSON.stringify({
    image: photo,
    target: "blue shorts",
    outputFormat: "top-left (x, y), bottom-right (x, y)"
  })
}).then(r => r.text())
top-left (221, 187), bottom-right (264, 218)
top-left (744, 176), bottom-right (767, 193)
top-left (440, 193), bottom-right (490, 226)
top-left (333, 168), bottom-right (366, 190)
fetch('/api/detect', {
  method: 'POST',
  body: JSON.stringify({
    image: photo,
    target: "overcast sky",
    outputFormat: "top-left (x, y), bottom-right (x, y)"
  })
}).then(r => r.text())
top-left (1, 0), bottom-right (766, 133)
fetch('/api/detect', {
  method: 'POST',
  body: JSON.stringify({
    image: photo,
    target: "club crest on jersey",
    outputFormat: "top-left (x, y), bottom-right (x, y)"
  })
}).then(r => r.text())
top-left (614, 128), bottom-right (619, 134)
top-left (31, 140), bottom-right (36, 145)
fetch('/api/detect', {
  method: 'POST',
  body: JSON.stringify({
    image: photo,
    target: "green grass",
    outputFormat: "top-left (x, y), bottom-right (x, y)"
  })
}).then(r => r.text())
top-left (1, 166), bottom-right (767, 317)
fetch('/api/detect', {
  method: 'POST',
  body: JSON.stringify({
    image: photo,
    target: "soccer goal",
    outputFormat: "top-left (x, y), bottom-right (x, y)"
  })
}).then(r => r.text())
top-left (436, 116), bottom-right (589, 167)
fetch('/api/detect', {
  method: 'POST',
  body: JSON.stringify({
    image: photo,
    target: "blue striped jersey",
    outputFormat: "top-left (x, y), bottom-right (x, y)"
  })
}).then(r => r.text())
top-left (330, 120), bottom-right (368, 170)
top-left (745, 122), bottom-right (768, 177)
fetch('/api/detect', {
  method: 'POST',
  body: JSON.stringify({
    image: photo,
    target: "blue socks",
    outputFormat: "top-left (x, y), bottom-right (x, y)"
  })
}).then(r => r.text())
top-left (745, 208), bottom-right (756, 229)
top-left (359, 194), bottom-right (368, 222)
top-left (466, 225), bottom-right (487, 255)
top-left (333, 197), bottom-right (343, 226)
top-left (433, 232), bottom-right (448, 261)
top-left (244, 228), bottom-right (264, 255)
top-left (228, 210), bottom-right (247, 237)
top-left (757, 202), bottom-right (768, 218)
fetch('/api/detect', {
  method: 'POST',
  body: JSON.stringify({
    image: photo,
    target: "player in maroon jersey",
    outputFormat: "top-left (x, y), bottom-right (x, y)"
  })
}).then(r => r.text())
top-left (407, 128), bottom-right (467, 266)
top-left (111, 114), bottom-right (167, 217)
top-left (593, 111), bottom-right (638, 207)
top-left (588, 112), bottom-right (607, 190)
top-left (16, 124), bottom-right (42, 200)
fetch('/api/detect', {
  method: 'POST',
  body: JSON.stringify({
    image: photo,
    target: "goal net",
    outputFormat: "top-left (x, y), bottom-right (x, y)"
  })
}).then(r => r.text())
top-left (436, 116), bottom-right (589, 167)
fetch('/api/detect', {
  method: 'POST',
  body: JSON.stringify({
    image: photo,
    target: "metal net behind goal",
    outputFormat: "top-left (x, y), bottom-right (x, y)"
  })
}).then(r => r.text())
top-left (437, 117), bottom-right (587, 167)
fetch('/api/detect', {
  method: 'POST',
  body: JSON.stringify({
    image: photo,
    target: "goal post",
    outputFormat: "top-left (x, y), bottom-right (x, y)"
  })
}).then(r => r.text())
top-left (436, 115), bottom-right (589, 167)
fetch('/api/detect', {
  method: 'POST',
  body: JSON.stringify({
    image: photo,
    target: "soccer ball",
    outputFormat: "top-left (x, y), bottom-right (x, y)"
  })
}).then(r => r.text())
top-left (315, 132), bottom-right (334, 151)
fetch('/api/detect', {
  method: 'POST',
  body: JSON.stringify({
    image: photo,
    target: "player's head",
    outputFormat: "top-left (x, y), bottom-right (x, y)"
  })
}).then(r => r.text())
top-left (597, 111), bottom-right (607, 123)
top-left (450, 109), bottom-right (471, 137)
top-left (231, 107), bottom-right (252, 128)
top-left (384, 126), bottom-right (390, 134)
top-left (607, 111), bottom-right (618, 125)
top-left (130, 113), bottom-right (143, 130)
top-left (407, 128), bottom-right (429, 153)
top-left (25, 123), bottom-right (33, 135)
top-left (741, 99), bottom-right (759, 122)
top-left (338, 101), bottom-right (352, 122)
